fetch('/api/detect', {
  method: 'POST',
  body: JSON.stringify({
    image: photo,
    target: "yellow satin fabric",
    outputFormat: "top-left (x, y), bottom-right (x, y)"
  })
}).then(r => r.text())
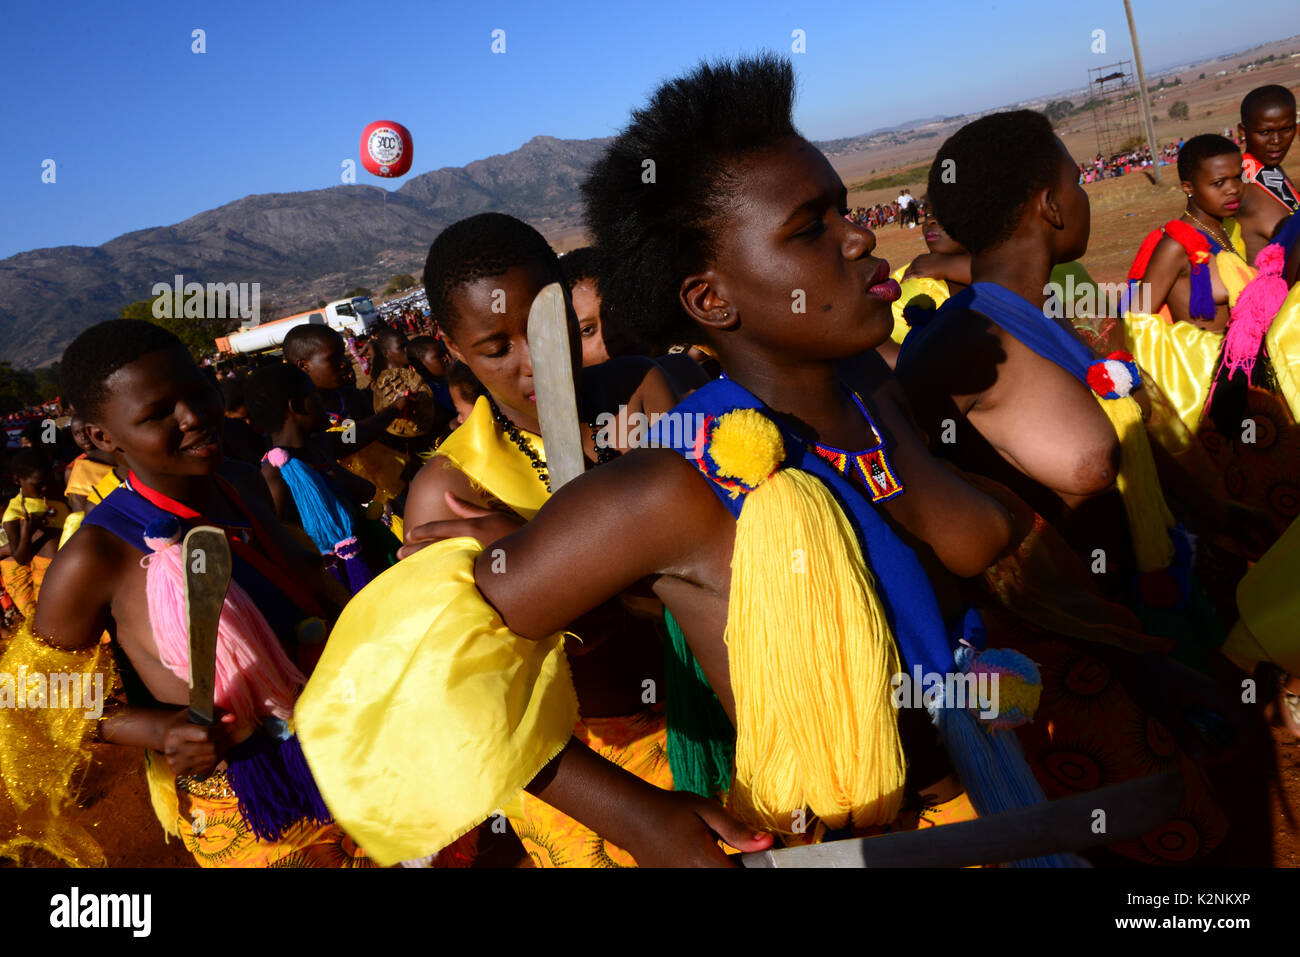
top-left (2, 495), bottom-right (69, 528)
top-left (889, 267), bottom-right (948, 345)
top-left (1268, 282), bottom-right (1300, 424)
top-left (58, 469), bottom-right (122, 550)
top-left (888, 261), bottom-right (1098, 345)
top-left (1122, 313), bottom-right (1223, 441)
top-left (1122, 249), bottom-right (1262, 440)
top-left (1221, 515), bottom-right (1300, 674)
top-left (57, 512), bottom-right (82, 550)
top-left (64, 457), bottom-right (112, 500)
top-left (90, 468), bottom-right (121, 505)
top-left (294, 538), bottom-right (578, 866)
top-left (433, 395), bottom-right (548, 520)
top-left (330, 438), bottom-right (407, 505)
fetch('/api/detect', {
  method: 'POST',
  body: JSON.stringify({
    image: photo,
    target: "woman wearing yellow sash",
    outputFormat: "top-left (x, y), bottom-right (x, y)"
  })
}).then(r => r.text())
top-left (1124, 135), bottom-right (1300, 549)
top-left (395, 213), bottom-right (680, 867)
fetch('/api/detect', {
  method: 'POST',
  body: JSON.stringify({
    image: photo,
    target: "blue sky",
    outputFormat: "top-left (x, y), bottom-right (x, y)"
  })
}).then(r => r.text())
top-left (1, 0), bottom-right (1296, 258)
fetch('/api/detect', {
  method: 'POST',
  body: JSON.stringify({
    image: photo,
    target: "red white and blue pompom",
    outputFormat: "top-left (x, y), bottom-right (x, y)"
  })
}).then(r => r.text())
top-left (1086, 351), bottom-right (1141, 400)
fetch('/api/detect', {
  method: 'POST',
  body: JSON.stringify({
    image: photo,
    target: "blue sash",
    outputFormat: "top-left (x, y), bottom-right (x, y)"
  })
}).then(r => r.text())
top-left (83, 483), bottom-right (333, 841)
top-left (1275, 213), bottom-right (1300, 257)
top-left (84, 485), bottom-right (310, 646)
top-left (649, 377), bottom-right (956, 677)
top-left (898, 282), bottom-right (1096, 383)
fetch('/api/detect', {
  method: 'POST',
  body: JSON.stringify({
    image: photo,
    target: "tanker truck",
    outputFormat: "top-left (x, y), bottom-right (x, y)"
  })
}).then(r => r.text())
top-left (215, 297), bottom-right (380, 355)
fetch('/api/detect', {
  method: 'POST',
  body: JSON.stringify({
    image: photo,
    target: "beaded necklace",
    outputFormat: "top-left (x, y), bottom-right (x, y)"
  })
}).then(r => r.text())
top-left (487, 396), bottom-right (551, 491)
top-left (714, 372), bottom-right (905, 503)
top-left (1182, 211), bottom-right (1247, 264)
top-left (805, 390), bottom-right (905, 503)
top-left (486, 396), bottom-right (618, 493)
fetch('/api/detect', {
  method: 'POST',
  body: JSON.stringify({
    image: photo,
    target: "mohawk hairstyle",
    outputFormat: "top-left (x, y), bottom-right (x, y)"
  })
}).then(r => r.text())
top-left (60, 319), bottom-right (185, 422)
top-left (1241, 84), bottom-right (1297, 126)
top-left (581, 53), bottom-right (799, 350)
top-left (282, 323), bottom-right (343, 365)
top-left (422, 213), bottom-right (560, 337)
top-left (1177, 133), bottom-right (1239, 182)
top-left (928, 110), bottom-right (1061, 255)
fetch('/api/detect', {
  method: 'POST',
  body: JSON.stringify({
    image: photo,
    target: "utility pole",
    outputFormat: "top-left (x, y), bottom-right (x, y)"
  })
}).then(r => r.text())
top-left (1124, 0), bottom-right (1162, 183)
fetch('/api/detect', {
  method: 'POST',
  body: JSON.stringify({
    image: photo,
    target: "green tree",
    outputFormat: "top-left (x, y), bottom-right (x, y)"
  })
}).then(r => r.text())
top-left (120, 292), bottom-right (241, 361)
top-left (33, 365), bottom-right (61, 403)
top-left (1044, 100), bottom-right (1075, 125)
top-left (385, 273), bottom-right (418, 295)
top-left (1199, 72), bottom-right (1206, 80)
top-left (344, 287), bottom-right (372, 300)
top-left (0, 362), bottom-right (41, 415)
top-left (1169, 100), bottom-right (1190, 121)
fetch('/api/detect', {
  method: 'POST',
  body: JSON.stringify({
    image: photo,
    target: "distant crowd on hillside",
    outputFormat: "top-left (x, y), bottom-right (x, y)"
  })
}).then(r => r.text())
top-left (1079, 139), bottom-right (1185, 183)
top-left (846, 192), bottom-right (930, 230)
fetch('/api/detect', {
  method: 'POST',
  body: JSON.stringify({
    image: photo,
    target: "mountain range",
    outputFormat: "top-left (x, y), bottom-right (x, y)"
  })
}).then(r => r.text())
top-left (0, 134), bottom-right (612, 368)
top-left (8, 33), bottom-right (1297, 369)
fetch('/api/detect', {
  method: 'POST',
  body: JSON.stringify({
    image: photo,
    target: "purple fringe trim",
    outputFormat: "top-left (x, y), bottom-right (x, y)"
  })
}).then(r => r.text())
top-left (335, 538), bottom-right (374, 594)
top-left (226, 732), bottom-right (333, 843)
top-left (1188, 264), bottom-right (1216, 321)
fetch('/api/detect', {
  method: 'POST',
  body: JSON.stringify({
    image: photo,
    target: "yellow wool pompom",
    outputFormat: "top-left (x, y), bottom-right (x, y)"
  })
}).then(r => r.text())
top-left (708, 409), bottom-right (785, 489)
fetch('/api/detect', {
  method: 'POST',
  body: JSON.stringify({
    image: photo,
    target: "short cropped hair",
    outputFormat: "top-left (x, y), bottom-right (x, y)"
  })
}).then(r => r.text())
top-left (282, 324), bottom-right (343, 365)
top-left (446, 360), bottom-right (485, 399)
top-left (581, 54), bottom-right (798, 350)
top-left (1241, 84), bottom-right (1297, 125)
top-left (928, 110), bottom-right (1061, 255)
top-left (559, 246), bottom-right (599, 290)
top-left (406, 334), bottom-right (445, 362)
top-left (9, 447), bottom-right (51, 480)
top-left (374, 326), bottom-right (407, 351)
top-left (60, 320), bottom-right (184, 421)
top-left (1177, 134), bottom-right (1239, 182)
top-left (243, 363), bottom-right (314, 434)
top-left (422, 213), bottom-right (560, 336)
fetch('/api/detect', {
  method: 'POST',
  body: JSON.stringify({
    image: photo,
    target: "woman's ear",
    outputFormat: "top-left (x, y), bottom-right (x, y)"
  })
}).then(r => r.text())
top-left (1039, 185), bottom-right (1065, 231)
top-left (441, 333), bottom-right (467, 366)
top-left (84, 422), bottom-right (117, 456)
top-left (680, 271), bottom-right (738, 333)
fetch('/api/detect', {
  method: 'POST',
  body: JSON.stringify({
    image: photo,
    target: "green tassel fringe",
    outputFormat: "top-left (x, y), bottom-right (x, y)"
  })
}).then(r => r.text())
top-left (663, 609), bottom-right (735, 800)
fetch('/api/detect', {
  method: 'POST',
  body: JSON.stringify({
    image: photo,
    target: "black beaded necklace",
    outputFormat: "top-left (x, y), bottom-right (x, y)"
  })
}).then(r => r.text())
top-left (488, 396), bottom-right (551, 491)
top-left (487, 396), bottom-right (618, 493)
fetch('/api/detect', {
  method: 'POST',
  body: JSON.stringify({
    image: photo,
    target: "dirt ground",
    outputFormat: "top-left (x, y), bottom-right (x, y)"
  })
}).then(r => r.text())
top-left (3, 697), bottom-right (1296, 868)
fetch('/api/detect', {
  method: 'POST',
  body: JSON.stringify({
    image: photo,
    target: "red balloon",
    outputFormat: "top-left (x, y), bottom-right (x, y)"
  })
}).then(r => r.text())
top-left (360, 120), bottom-right (413, 178)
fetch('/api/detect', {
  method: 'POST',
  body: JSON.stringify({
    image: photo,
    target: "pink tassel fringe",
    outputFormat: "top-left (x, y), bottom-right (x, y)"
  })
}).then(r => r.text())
top-left (142, 541), bottom-right (305, 725)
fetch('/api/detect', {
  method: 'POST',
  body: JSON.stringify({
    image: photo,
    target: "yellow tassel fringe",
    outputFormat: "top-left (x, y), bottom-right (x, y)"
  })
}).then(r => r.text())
top-left (726, 469), bottom-right (907, 834)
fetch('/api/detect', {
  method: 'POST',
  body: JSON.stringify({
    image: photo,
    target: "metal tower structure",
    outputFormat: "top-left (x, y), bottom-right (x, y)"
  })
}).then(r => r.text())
top-left (1087, 60), bottom-right (1144, 160)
